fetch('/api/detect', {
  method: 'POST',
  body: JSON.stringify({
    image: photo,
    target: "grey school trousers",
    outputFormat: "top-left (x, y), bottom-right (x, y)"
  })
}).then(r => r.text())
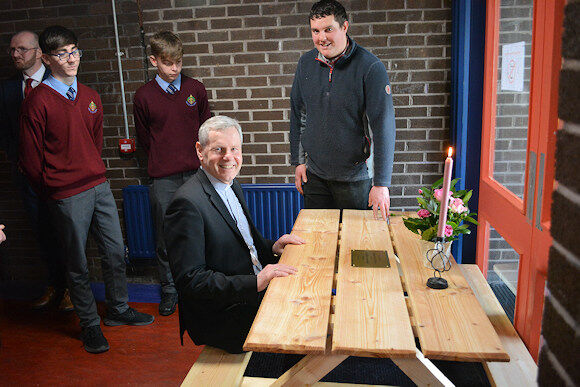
top-left (149, 170), bottom-right (196, 294)
top-left (48, 181), bottom-right (129, 328)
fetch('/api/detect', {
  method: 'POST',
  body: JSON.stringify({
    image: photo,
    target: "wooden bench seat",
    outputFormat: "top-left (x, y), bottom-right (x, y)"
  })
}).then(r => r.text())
top-left (181, 346), bottom-right (252, 387)
top-left (460, 265), bottom-right (538, 387)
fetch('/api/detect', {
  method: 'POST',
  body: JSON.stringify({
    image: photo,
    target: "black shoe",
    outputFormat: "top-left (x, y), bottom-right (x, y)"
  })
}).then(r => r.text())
top-left (81, 325), bottom-right (110, 354)
top-left (103, 307), bottom-right (155, 326)
top-left (159, 292), bottom-right (178, 316)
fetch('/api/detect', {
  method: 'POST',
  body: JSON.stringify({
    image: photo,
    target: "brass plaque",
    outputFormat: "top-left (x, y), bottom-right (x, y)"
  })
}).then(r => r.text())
top-left (351, 250), bottom-right (390, 268)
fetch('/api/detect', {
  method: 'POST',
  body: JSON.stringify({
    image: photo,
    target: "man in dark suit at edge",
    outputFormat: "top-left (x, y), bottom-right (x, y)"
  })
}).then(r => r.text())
top-left (0, 30), bottom-right (70, 311)
top-left (164, 115), bottom-right (305, 353)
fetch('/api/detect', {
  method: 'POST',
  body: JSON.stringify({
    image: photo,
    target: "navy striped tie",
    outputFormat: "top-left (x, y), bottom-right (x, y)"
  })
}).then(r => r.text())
top-left (166, 83), bottom-right (177, 95)
top-left (66, 87), bottom-right (75, 101)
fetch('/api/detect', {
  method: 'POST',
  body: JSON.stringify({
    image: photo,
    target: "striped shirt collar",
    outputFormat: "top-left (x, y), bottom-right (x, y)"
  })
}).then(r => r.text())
top-left (43, 75), bottom-right (78, 99)
top-left (155, 73), bottom-right (181, 92)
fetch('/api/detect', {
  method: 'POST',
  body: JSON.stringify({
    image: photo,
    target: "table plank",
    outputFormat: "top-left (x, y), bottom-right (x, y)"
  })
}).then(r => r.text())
top-left (460, 265), bottom-right (537, 386)
top-left (390, 217), bottom-right (509, 362)
top-left (181, 346), bottom-right (251, 387)
top-left (331, 210), bottom-right (416, 358)
top-left (244, 209), bottom-right (340, 354)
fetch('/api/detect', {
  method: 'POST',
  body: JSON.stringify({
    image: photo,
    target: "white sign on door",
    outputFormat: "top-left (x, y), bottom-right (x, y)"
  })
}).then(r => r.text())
top-left (501, 41), bottom-right (525, 92)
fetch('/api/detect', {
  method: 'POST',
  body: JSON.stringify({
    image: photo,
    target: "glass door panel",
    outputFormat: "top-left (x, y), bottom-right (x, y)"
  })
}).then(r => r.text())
top-left (487, 226), bottom-right (519, 323)
top-left (493, 0), bottom-right (534, 199)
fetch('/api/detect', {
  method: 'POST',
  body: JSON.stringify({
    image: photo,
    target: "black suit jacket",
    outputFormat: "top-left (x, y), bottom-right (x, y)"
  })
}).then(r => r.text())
top-left (164, 170), bottom-right (278, 353)
top-left (0, 68), bottom-right (51, 162)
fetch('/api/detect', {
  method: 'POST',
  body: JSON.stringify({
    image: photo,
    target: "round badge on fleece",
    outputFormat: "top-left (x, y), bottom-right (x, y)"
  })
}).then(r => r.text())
top-left (385, 84), bottom-right (391, 95)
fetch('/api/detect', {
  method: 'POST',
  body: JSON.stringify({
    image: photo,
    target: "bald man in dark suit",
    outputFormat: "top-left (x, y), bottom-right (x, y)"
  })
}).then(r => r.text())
top-left (0, 30), bottom-right (69, 310)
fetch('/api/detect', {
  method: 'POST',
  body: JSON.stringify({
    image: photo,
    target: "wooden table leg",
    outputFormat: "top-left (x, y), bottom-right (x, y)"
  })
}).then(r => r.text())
top-left (271, 354), bottom-right (348, 387)
top-left (392, 349), bottom-right (455, 387)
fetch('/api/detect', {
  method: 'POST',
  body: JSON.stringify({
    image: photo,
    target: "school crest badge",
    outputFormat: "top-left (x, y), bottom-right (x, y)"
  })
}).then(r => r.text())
top-left (385, 84), bottom-right (391, 95)
top-left (88, 101), bottom-right (98, 113)
top-left (186, 94), bottom-right (197, 107)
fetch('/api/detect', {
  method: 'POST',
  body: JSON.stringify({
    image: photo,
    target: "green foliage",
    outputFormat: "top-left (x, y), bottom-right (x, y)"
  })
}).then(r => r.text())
top-left (403, 178), bottom-right (478, 242)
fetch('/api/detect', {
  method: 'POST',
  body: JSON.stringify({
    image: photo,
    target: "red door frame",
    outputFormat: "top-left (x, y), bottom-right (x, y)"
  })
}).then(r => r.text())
top-left (476, 0), bottom-right (563, 361)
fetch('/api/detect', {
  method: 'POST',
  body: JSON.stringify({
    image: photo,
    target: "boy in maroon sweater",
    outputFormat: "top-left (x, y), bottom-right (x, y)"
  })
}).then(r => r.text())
top-left (19, 25), bottom-right (154, 354)
top-left (133, 31), bottom-right (211, 316)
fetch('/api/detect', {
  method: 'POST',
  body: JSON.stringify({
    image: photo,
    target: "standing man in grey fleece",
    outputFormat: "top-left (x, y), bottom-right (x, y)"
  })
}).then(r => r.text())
top-left (289, 0), bottom-right (396, 220)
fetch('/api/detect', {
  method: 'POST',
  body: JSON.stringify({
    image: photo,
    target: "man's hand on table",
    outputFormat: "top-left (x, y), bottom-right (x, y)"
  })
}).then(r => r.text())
top-left (257, 264), bottom-right (297, 292)
top-left (368, 186), bottom-right (391, 221)
top-left (294, 164), bottom-right (307, 194)
top-left (257, 234), bottom-right (305, 292)
top-left (272, 233), bottom-right (305, 255)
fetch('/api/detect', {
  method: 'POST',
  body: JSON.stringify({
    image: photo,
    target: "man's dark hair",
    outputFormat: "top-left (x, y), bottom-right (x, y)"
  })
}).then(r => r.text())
top-left (309, 0), bottom-right (348, 26)
top-left (39, 25), bottom-right (77, 53)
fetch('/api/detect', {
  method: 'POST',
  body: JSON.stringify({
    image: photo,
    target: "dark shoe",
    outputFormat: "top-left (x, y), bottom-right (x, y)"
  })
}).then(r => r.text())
top-left (159, 292), bottom-right (178, 316)
top-left (31, 286), bottom-right (57, 309)
top-left (58, 289), bottom-right (74, 312)
top-left (81, 325), bottom-right (109, 354)
top-left (103, 307), bottom-right (155, 326)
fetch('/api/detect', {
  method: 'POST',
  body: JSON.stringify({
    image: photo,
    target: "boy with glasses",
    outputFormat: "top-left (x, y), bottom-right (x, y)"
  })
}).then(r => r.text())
top-left (19, 25), bottom-right (154, 354)
top-left (133, 31), bottom-right (211, 317)
top-left (0, 30), bottom-right (71, 312)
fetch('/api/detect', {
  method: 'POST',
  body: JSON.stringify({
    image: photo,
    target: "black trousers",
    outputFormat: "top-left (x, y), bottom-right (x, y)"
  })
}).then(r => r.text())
top-left (302, 170), bottom-right (372, 210)
top-left (12, 165), bottom-right (67, 290)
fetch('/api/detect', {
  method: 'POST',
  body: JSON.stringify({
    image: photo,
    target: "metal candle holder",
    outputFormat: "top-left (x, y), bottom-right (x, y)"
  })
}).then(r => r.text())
top-left (426, 237), bottom-right (451, 289)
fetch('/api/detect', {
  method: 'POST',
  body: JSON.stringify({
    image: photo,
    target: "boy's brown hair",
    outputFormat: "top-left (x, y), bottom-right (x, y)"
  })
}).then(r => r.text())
top-left (149, 30), bottom-right (183, 60)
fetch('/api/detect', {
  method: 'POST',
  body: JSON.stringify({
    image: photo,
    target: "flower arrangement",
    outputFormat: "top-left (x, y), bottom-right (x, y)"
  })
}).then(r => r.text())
top-left (403, 178), bottom-right (478, 242)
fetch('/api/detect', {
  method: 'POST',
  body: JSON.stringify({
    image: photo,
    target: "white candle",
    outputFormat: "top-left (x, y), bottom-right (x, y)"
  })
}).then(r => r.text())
top-left (437, 147), bottom-right (453, 239)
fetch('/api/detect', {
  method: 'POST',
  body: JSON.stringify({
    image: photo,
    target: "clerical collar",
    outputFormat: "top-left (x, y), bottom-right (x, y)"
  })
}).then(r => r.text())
top-left (201, 168), bottom-right (233, 193)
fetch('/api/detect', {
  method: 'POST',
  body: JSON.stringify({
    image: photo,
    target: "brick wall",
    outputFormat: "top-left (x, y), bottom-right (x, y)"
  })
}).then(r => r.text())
top-left (537, 2), bottom-right (580, 386)
top-left (0, 0), bottom-right (453, 283)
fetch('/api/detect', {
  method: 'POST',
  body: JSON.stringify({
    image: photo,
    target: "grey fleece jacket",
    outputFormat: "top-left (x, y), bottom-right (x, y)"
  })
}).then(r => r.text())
top-left (289, 37), bottom-right (396, 186)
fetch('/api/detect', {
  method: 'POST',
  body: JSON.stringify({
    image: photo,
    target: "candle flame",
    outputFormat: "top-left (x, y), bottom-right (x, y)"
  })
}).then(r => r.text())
top-left (448, 147), bottom-right (453, 157)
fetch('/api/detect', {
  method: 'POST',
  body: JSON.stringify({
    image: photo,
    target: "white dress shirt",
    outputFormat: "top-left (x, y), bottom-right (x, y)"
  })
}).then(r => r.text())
top-left (202, 169), bottom-right (263, 275)
top-left (22, 64), bottom-right (46, 97)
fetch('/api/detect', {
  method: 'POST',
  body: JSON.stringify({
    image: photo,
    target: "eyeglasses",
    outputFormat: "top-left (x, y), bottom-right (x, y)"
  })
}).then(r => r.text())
top-left (7, 47), bottom-right (38, 56)
top-left (49, 49), bottom-right (83, 62)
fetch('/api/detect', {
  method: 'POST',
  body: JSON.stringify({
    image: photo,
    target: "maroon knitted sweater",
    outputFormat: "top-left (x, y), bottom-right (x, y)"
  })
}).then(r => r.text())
top-left (19, 83), bottom-right (107, 200)
top-left (133, 75), bottom-right (211, 178)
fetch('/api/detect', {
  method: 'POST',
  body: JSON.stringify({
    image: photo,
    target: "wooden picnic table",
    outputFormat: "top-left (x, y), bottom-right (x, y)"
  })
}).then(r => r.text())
top-left (243, 209), bottom-right (509, 386)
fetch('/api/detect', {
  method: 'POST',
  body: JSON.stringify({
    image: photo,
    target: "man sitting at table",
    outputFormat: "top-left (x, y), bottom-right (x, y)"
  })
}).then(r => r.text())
top-left (164, 115), bottom-right (305, 354)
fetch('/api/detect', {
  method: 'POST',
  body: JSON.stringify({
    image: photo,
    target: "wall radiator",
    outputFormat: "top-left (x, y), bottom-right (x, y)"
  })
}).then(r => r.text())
top-left (123, 184), bottom-right (303, 259)
top-left (123, 185), bottom-right (155, 259)
top-left (241, 184), bottom-right (303, 241)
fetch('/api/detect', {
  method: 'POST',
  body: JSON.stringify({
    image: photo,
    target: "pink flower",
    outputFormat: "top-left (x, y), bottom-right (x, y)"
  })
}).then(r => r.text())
top-left (444, 225), bottom-right (453, 237)
top-left (417, 209), bottom-right (431, 218)
top-left (434, 188), bottom-right (452, 202)
top-left (449, 198), bottom-right (468, 214)
top-left (418, 189), bottom-right (423, 194)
